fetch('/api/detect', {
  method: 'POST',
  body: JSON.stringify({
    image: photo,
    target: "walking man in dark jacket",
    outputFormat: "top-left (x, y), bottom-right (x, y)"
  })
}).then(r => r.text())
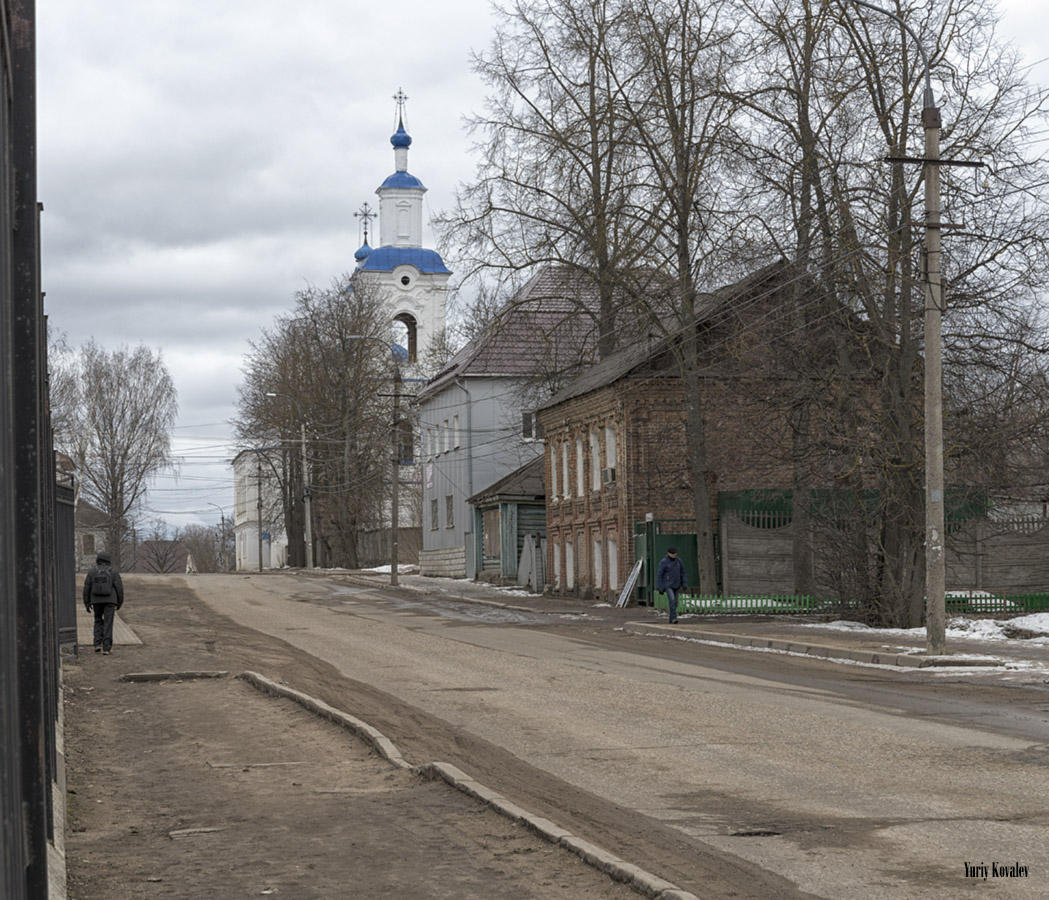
top-left (656, 547), bottom-right (688, 624)
top-left (83, 551), bottom-right (124, 655)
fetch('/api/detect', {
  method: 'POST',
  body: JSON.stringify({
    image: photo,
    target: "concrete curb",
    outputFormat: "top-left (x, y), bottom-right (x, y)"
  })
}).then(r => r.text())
top-left (239, 671), bottom-right (413, 770)
top-left (422, 762), bottom-right (700, 900)
top-left (624, 623), bottom-right (1005, 668)
top-left (240, 672), bottom-right (700, 900)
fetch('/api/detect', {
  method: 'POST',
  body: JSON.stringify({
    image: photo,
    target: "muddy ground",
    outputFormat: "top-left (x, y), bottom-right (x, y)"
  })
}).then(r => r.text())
top-left (63, 577), bottom-right (642, 900)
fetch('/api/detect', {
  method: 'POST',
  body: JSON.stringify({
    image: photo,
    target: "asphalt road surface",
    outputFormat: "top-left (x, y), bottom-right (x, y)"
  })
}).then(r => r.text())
top-left (175, 572), bottom-right (1047, 898)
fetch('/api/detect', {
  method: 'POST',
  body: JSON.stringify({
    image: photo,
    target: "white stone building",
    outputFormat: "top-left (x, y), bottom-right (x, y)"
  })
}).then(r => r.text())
top-left (232, 449), bottom-right (288, 571)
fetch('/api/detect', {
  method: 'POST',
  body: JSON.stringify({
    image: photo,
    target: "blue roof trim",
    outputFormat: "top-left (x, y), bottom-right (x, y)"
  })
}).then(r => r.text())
top-left (379, 171), bottom-right (426, 190)
top-left (357, 246), bottom-right (452, 275)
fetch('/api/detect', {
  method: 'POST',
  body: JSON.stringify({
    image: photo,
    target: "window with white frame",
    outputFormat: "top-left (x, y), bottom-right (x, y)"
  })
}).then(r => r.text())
top-left (575, 438), bottom-right (584, 497)
top-left (592, 537), bottom-right (603, 589)
top-left (550, 444), bottom-right (559, 499)
top-left (443, 420), bottom-right (450, 453)
top-left (590, 431), bottom-right (601, 491)
top-left (453, 414), bottom-right (460, 449)
top-left (565, 541), bottom-right (575, 589)
top-left (562, 443), bottom-right (570, 500)
top-left (553, 541), bottom-right (561, 588)
top-left (605, 425), bottom-right (617, 480)
top-left (434, 423), bottom-right (441, 455)
top-left (607, 538), bottom-right (619, 591)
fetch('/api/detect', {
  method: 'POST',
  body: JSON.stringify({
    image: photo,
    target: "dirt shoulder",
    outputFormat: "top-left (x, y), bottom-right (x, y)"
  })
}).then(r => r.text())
top-left (63, 576), bottom-right (638, 900)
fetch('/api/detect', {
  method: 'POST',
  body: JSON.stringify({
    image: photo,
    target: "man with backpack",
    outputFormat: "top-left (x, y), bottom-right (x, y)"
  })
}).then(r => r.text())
top-left (83, 551), bottom-right (124, 655)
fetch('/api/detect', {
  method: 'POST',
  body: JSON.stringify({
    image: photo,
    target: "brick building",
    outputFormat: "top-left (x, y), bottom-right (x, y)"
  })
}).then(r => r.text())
top-left (537, 264), bottom-right (802, 600)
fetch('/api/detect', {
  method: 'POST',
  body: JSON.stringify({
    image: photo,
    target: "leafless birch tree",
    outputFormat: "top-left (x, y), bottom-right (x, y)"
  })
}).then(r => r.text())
top-left (51, 341), bottom-right (179, 564)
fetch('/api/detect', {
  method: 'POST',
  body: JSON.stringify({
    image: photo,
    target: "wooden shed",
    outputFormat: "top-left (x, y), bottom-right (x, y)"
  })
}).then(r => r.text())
top-left (468, 456), bottom-right (547, 583)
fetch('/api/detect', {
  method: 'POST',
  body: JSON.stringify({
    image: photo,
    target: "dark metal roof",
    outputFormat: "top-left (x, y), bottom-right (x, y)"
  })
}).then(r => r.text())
top-left (419, 265), bottom-right (604, 398)
top-left (538, 260), bottom-right (793, 410)
top-left (468, 455), bottom-right (546, 506)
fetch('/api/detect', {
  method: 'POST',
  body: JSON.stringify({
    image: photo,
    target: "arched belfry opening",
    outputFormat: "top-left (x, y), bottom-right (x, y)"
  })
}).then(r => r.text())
top-left (393, 312), bottom-right (418, 363)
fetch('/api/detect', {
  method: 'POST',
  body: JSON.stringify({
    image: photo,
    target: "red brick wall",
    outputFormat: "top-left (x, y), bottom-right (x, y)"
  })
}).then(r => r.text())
top-left (539, 374), bottom-right (794, 599)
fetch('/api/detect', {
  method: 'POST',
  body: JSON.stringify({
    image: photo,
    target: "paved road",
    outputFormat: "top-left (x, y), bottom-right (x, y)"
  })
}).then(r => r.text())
top-left (188, 573), bottom-right (1048, 899)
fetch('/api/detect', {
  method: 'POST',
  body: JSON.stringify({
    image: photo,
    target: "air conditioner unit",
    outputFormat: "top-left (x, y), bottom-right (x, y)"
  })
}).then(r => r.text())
top-left (602, 467), bottom-right (616, 486)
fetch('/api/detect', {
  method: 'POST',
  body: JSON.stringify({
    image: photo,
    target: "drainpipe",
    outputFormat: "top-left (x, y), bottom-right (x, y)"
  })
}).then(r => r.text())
top-left (455, 376), bottom-right (475, 577)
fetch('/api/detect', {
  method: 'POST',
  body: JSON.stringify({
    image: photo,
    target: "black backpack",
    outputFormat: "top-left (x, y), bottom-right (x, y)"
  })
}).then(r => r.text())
top-left (91, 565), bottom-right (114, 598)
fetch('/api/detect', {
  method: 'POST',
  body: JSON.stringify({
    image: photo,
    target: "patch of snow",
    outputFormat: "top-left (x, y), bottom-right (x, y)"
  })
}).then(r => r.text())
top-left (364, 564), bottom-right (420, 575)
top-left (804, 613), bottom-right (1049, 643)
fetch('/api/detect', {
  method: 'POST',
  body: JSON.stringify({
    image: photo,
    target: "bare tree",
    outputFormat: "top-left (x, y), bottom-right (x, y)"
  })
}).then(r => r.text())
top-left (443, 0), bottom-right (743, 592)
top-left (442, 0), bottom-right (653, 361)
top-left (51, 341), bottom-right (179, 565)
top-left (730, 0), bottom-right (1049, 624)
top-left (234, 275), bottom-right (397, 568)
top-left (179, 523), bottom-right (229, 573)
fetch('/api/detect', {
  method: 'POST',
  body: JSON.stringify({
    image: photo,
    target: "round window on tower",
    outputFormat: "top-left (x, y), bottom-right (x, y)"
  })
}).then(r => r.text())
top-left (401, 275), bottom-right (411, 286)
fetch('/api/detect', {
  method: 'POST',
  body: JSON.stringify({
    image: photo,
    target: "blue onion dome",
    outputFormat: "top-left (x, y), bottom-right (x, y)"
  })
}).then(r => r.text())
top-left (391, 124), bottom-right (412, 148)
top-left (354, 242), bottom-right (372, 263)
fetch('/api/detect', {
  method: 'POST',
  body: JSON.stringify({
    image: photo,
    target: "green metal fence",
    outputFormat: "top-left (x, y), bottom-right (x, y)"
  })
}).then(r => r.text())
top-left (649, 591), bottom-right (1049, 616)
top-left (652, 592), bottom-right (840, 616)
top-left (944, 593), bottom-right (1049, 615)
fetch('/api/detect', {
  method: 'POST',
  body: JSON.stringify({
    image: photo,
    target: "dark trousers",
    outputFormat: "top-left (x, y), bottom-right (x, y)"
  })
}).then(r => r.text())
top-left (93, 602), bottom-right (116, 651)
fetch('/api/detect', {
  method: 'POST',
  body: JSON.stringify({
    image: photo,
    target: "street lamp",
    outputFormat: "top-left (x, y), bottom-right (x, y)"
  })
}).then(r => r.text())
top-left (208, 502), bottom-right (228, 572)
top-left (347, 335), bottom-right (403, 586)
top-left (265, 392), bottom-right (314, 570)
top-left (846, 0), bottom-right (947, 654)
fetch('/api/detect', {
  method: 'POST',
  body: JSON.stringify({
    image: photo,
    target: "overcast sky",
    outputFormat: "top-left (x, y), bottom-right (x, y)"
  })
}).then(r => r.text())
top-left (37, 0), bottom-right (1048, 531)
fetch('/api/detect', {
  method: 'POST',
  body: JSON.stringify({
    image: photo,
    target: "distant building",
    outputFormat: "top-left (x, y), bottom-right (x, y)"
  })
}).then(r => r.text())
top-left (416, 266), bottom-right (603, 578)
top-left (232, 449), bottom-right (288, 571)
top-left (74, 499), bottom-right (111, 571)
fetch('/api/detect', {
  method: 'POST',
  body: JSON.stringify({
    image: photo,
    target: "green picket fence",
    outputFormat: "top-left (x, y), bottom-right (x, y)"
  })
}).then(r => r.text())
top-left (943, 592), bottom-right (1049, 615)
top-left (655, 593), bottom-right (841, 616)
top-left (651, 591), bottom-right (1049, 616)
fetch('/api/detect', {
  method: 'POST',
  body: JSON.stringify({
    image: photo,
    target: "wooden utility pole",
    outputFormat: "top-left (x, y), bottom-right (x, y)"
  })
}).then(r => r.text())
top-left (848, 0), bottom-right (948, 654)
top-left (390, 365), bottom-right (401, 586)
top-left (301, 422), bottom-right (314, 570)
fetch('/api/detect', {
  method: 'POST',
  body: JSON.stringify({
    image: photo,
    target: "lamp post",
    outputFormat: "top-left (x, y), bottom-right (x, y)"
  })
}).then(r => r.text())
top-left (208, 503), bottom-right (228, 572)
top-left (347, 335), bottom-right (402, 586)
top-left (847, 0), bottom-right (946, 654)
top-left (265, 392), bottom-right (314, 570)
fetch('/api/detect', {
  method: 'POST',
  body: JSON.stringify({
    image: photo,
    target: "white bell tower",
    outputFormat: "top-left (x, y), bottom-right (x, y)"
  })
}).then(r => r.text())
top-left (354, 89), bottom-right (450, 369)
